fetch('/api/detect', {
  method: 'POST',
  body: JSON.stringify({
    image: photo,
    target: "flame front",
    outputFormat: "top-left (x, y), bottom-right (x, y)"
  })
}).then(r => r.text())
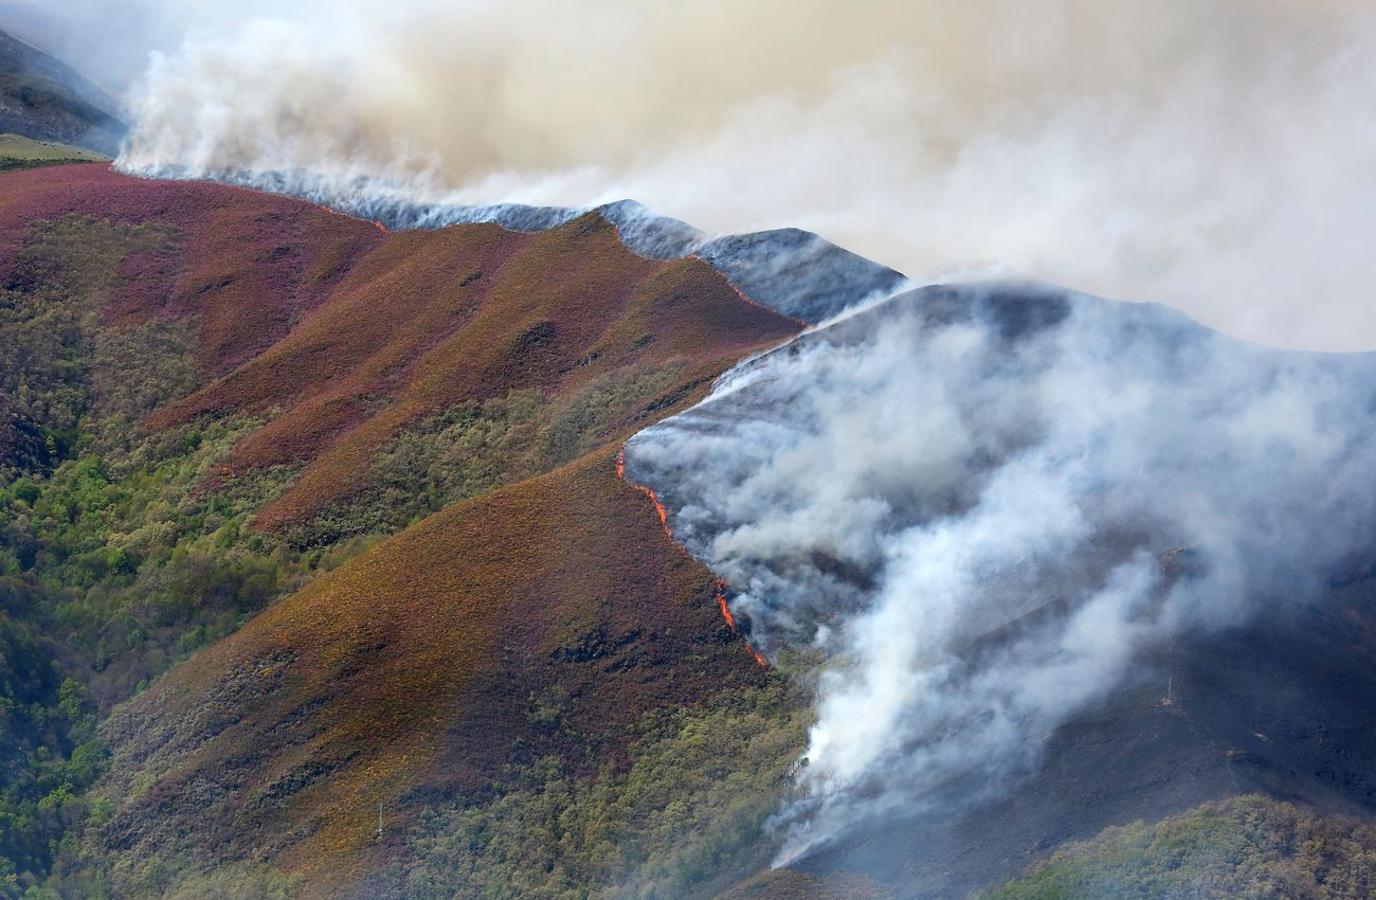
top-left (309, 200), bottom-right (389, 233)
top-left (616, 449), bottom-right (766, 668)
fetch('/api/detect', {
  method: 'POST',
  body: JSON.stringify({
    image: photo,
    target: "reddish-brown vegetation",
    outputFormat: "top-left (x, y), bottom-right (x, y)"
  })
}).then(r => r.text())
top-left (0, 164), bottom-right (385, 375)
top-left (0, 164), bottom-right (796, 535)
top-left (0, 164), bottom-right (805, 893)
top-left (163, 213), bottom-right (794, 531)
top-left (97, 449), bottom-right (772, 894)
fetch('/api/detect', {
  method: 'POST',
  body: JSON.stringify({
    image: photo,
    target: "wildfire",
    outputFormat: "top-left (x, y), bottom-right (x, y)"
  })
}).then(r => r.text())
top-left (690, 257), bottom-right (810, 330)
top-left (309, 200), bottom-right (389, 234)
top-left (615, 449), bottom-right (766, 668)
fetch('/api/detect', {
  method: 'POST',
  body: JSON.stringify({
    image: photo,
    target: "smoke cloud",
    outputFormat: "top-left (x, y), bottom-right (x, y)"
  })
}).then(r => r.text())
top-left (88, 0), bottom-right (1376, 350)
top-left (623, 284), bottom-right (1376, 862)
top-left (24, 0), bottom-right (1376, 872)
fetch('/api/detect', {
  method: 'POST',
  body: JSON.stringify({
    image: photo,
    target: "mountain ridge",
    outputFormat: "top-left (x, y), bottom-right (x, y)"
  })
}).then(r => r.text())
top-left (3, 154), bottom-right (1376, 897)
top-left (111, 164), bottom-right (911, 327)
top-left (0, 27), bottom-right (123, 154)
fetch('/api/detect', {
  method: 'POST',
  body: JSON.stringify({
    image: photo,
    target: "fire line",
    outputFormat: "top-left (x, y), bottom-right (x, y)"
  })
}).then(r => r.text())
top-left (616, 449), bottom-right (767, 668)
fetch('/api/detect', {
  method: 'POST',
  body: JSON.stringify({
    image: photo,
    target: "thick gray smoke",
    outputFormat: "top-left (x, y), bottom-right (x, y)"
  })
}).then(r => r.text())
top-left (25, 0), bottom-right (1376, 870)
top-left (623, 284), bottom-right (1376, 861)
top-left (74, 0), bottom-right (1376, 350)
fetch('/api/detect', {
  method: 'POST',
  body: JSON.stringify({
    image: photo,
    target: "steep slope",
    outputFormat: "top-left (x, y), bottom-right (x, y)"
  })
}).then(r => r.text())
top-left (795, 589), bottom-right (1376, 896)
top-left (147, 209), bottom-right (789, 536)
top-left (0, 163), bottom-right (387, 381)
top-left (0, 162), bottom-right (804, 895)
top-left (92, 450), bottom-right (775, 896)
top-left (0, 28), bottom-right (123, 154)
top-left (13, 157), bottom-right (1375, 899)
top-left (625, 282), bottom-right (1376, 897)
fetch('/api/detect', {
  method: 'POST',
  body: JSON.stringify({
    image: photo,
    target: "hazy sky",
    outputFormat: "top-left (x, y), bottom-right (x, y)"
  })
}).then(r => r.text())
top-left (8, 1), bottom-right (1376, 350)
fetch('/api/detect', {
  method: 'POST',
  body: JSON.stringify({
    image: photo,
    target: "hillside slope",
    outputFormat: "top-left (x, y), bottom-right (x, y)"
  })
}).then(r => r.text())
top-left (93, 450), bottom-right (776, 896)
top-left (0, 162), bottom-right (804, 896)
top-left (8, 159), bottom-right (1376, 899)
top-left (626, 283), bottom-right (1376, 897)
top-left (0, 28), bottom-right (122, 154)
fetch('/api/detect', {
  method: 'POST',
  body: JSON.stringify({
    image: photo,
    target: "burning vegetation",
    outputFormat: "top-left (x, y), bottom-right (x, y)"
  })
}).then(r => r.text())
top-left (617, 448), bottom-right (767, 667)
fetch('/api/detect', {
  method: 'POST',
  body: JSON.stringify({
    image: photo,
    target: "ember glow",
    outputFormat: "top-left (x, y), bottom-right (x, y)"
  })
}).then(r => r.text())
top-left (615, 449), bottom-right (765, 668)
top-left (624, 283), bottom-right (1376, 863)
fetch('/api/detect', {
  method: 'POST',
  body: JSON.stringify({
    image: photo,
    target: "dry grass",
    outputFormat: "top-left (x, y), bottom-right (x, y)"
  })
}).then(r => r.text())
top-left (0, 164), bottom-right (386, 378)
top-left (96, 449), bottom-right (774, 894)
top-left (154, 212), bottom-right (796, 531)
top-left (0, 132), bottom-right (105, 164)
top-left (0, 165), bottom-right (808, 893)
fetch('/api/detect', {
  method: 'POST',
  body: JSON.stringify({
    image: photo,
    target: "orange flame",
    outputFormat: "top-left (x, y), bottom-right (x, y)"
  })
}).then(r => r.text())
top-left (308, 199), bottom-right (389, 234)
top-left (616, 449), bottom-right (766, 668)
top-left (690, 257), bottom-right (810, 330)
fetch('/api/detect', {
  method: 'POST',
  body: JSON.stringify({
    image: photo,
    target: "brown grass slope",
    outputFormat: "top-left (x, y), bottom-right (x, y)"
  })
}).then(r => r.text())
top-left (94, 448), bottom-right (787, 897)
top-left (153, 211), bottom-right (778, 533)
top-left (93, 449), bottom-right (777, 896)
top-left (0, 165), bottom-right (783, 536)
top-left (0, 163), bottom-right (386, 381)
top-left (0, 166), bottom-right (805, 893)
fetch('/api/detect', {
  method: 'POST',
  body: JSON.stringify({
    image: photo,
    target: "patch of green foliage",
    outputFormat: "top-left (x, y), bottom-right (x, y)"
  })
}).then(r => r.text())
top-left (0, 216), bottom-right (185, 479)
top-left (0, 615), bottom-right (101, 896)
top-left (33, 854), bottom-right (301, 900)
top-left (293, 366), bottom-right (682, 547)
top-left (0, 134), bottom-right (103, 173)
top-left (1, 421), bottom-right (309, 701)
top-left (406, 678), bottom-right (810, 899)
top-left (0, 217), bottom-right (321, 893)
top-left (988, 795), bottom-right (1376, 900)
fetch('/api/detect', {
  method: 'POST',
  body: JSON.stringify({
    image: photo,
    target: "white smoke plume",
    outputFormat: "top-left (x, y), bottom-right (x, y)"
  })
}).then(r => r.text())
top-left (25, 0), bottom-right (1376, 871)
top-left (70, 0), bottom-right (1376, 350)
top-left (623, 284), bottom-right (1376, 861)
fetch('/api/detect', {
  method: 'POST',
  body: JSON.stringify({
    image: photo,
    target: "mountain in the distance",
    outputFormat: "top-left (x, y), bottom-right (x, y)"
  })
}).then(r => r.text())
top-left (0, 26), bottom-right (124, 154)
top-left (121, 168), bottom-right (911, 326)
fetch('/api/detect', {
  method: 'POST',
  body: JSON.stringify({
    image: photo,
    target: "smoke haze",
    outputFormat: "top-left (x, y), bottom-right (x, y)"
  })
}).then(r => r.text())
top-left (17, 0), bottom-right (1376, 875)
top-left (20, 0), bottom-right (1365, 349)
top-left (623, 284), bottom-right (1376, 862)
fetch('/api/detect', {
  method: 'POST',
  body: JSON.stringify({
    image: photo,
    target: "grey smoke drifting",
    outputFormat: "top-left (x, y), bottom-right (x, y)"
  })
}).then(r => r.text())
top-left (28, 0), bottom-right (1376, 869)
top-left (623, 285), bottom-right (1376, 861)
top-left (85, 0), bottom-right (1376, 350)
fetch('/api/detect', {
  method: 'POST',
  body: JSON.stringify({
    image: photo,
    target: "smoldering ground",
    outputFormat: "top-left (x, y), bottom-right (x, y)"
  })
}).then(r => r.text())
top-left (623, 283), bottom-right (1376, 863)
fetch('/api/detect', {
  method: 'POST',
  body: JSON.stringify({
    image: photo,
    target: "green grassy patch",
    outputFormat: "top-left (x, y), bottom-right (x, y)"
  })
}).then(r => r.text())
top-left (989, 795), bottom-right (1376, 900)
top-left (406, 678), bottom-right (810, 899)
top-left (0, 134), bottom-right (103, 172)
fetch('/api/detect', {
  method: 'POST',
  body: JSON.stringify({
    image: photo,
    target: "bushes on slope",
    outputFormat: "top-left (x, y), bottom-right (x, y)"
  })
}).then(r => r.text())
top-left (990, 795), bottom-right (1376, 900)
